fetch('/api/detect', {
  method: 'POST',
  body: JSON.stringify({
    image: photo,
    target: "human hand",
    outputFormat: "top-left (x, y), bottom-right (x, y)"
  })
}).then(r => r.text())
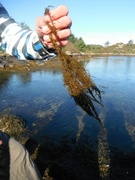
top-left (36, 5), bottom-right (72, 48)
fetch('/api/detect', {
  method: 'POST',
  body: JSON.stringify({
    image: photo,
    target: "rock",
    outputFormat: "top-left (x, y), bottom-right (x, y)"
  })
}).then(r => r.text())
top-left (0, 63), bottom-right (5, 68)
top-left (65, 51), bottom-right (71, 55)
top-left (35, 60), bottom-right (45, 66)
top-left (7, 63), bottom-right (14, 68)
top-left (0, 114), bottom-right (29, 143)
top-left (0, 60), bottom-right (7, 68)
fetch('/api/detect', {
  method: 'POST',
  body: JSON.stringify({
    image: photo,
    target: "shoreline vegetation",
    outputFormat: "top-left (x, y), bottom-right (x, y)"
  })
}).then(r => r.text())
top-left (0, 52), bottom-right (135, 73)
top-left (1, 41), bottom-right (135, 72)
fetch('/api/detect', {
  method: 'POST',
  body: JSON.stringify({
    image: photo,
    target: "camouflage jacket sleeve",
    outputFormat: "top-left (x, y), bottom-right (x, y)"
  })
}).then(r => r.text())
top-left (0, 3), bottom-right (56, 60)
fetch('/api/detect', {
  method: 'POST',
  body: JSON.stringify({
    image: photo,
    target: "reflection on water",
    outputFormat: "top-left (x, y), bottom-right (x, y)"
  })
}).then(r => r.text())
top-left (0, 56), bottom-right (135, 140)
top-left (0, 56), bottom-right (135, 178)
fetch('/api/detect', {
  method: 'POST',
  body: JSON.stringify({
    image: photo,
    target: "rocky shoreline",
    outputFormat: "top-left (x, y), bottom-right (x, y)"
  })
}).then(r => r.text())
top-left (0, 55), bottom-right (63, 72)
top-left (0, 54), bottom-right (91, 72)
top-left (1, 53), bottom-right (135, 72)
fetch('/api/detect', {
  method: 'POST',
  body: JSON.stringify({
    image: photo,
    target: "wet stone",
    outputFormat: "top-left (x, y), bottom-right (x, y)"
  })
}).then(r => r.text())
top-left (35, 60), bottom-right (45, 66)
top-left (0, 60), bottom-right (7, 68)
top-left (0, 114), bottom-right (29, 143)
top-left (0, 63), bottom-right (5, 68)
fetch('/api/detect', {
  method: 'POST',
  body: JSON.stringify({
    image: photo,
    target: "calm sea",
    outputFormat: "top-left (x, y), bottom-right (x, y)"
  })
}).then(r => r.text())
top-left (0, 56), bottom-right (135, 152)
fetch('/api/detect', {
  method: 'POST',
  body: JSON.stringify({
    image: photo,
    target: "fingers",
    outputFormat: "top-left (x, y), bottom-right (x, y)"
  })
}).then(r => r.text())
top-left (42, 28), bottom-right (71, 41)
top-left (41, 15), bottom-right (71, 48)
top-left (45, 5), bottom-right (69, 21)
top-left (36, 5), bottom-right (72, 48)
top-left (42, 16), bottom-right (71, 34)
top-left (42, 29), bottom-right (71, 48)
top-left (42, 39), bottom-right (69, 48)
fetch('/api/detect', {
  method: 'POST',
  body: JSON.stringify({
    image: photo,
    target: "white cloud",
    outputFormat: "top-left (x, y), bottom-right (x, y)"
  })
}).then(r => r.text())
top-left (81, 32), bottom-right (135, 46)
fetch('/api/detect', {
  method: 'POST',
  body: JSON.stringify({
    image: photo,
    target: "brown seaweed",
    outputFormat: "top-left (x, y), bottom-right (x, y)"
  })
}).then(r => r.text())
top-left (44, 7), bottom-right (103, 124)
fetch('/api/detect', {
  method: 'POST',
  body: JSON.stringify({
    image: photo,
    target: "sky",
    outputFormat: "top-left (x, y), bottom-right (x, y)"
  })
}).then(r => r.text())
top-left (1, 0), bottom-right (135, 45)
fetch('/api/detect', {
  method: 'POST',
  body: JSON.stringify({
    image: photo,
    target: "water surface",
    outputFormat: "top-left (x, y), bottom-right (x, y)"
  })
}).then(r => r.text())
top-left (0, 56), bottom-right (135, 151)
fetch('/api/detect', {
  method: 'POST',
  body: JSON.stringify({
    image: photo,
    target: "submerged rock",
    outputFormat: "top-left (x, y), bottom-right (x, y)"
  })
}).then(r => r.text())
top-left (0, 114), bottom-right (29, 143)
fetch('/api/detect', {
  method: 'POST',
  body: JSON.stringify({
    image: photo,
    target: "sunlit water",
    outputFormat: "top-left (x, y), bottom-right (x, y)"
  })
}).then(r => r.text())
top-left (0, 56), bottom-right (135, 152)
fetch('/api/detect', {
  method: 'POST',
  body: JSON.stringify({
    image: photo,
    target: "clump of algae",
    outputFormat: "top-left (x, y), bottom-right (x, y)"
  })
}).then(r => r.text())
top-left (45, 7), bottom-right (103, 123)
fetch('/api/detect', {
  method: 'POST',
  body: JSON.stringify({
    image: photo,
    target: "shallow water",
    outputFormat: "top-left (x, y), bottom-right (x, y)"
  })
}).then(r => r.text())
top-left (0, 56), bottom-right (135, 152)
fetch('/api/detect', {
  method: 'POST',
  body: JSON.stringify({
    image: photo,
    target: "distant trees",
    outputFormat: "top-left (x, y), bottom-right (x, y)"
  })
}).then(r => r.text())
top-left (69, 34), bottom-right (104, 52)
top-left (104, 41), bottom-right (110, 47)
top-left (75, 37), bottom-right (86, 51)
top-left (69, 34), bottom-right (90, 52)
top-left (19, 22), bottom-right (31, 30)
top-left (127, 39), bottom-right (134, 46)
top-left (69, 34), bottom-right (78, 44)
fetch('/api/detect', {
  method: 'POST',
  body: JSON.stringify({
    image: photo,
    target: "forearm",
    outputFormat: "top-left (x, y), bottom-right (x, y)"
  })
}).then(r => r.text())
top-left (0, 3), bottom-right (56, 60)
